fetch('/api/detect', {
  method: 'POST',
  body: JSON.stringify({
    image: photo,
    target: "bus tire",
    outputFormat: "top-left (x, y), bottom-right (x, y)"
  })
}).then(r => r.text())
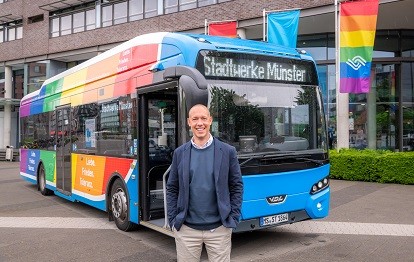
top-left (38, 163), bottom-right (53, 196)
top-left (110, 179), bottom-right (134, 231)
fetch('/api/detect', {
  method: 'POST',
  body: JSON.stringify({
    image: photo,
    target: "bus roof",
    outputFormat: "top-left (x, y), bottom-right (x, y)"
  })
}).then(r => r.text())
top-left (20, 32), bottom-right (315, 117)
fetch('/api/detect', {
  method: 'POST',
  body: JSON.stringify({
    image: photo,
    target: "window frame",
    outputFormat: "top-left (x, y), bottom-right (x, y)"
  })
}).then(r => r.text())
top-left (47, 0), bottom-right (234, 38)
top-left (0, 20), bottom-right (23, 42)
top-left (49, 7), bottom-right (96, 38)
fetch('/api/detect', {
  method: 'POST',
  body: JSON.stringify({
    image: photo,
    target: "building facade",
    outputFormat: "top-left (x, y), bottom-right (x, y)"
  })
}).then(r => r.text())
top-left (1, 0), bottom-right (413, 151)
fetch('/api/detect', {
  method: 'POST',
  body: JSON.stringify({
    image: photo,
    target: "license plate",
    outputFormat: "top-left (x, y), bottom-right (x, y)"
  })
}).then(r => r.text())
top-left (260, 213), bottom-right (289, 226)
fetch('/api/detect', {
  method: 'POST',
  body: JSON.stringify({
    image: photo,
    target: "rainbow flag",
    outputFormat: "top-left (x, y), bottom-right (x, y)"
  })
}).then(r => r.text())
top-left (340, 0), bottom-right (379, 93)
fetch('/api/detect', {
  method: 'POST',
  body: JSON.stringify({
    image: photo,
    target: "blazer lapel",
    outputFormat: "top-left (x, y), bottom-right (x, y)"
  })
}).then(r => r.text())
top-left (182, 142), bottom-right (191, 189)
top-left (213, 139), bottom-right (223, 183)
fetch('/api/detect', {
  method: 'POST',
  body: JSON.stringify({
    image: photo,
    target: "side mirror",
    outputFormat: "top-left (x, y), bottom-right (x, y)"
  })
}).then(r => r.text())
top-left (179, 75), bottom-right (208, 110)
top-left (164, 66), bottom-right (209, 112)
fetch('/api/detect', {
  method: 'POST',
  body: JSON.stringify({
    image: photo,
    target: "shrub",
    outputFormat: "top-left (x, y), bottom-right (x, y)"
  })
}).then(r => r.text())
top-left (329, 149), bottom-right (414, 185)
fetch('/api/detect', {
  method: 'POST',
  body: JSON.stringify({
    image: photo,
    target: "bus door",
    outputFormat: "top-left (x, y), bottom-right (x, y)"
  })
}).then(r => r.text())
top-left (55, 106), bottom-right (72, 194)
top-left (138, 82), bottom-right (179, 222)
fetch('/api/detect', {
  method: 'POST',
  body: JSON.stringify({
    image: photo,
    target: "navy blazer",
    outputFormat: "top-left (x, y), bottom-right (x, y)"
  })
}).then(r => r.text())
top-left (166, 138), bottom-right (243, 231)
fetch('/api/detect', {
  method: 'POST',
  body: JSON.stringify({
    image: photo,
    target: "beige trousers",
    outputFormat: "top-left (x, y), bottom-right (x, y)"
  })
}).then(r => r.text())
top-left (173, 224), bottom-right (233, 262)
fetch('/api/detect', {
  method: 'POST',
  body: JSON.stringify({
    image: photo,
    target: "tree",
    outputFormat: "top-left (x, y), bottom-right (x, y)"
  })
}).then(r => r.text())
top-left (209, 86), bottom-right (264, 142)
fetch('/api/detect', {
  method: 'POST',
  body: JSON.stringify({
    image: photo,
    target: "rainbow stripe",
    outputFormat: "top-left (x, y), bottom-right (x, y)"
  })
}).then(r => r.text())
top-left (340, 0), bottom-right (378, 93)
top-left (20, 33), bottom-right (173, 117)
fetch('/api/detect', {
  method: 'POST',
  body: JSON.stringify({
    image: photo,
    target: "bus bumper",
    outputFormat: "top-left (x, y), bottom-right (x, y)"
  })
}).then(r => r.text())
top-left (234, 209), bottom-right (311, 233)
top-left (305, 187), bottom-right (330, 219)
top-left (234, 187), bottom-right (330, 233)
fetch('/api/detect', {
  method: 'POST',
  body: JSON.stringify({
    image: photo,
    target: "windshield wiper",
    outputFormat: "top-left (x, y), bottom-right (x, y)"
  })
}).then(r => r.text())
top-left (239, 156), bottom-right (258, 167)
top-left (238, 152), bottom-right (285, 166)
top-left (238, 153), bottom-right (325, 167)
top-left (294, 157), bottom-right (324, 166)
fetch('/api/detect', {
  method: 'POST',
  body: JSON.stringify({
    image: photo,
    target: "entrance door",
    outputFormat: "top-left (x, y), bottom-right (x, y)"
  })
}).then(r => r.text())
top-left (138, 84), bottom-right (179, 221)
top-left (55, 106), bottom-right (72, 194)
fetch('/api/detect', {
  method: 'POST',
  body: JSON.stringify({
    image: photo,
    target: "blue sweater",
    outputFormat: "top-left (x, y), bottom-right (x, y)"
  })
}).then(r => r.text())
top-left (185, 143), bottom-right (221, 230)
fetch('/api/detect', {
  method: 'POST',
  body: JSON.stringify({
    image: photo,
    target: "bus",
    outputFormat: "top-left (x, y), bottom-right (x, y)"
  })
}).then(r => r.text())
top-left (19, 32), bottom-right (330, 235)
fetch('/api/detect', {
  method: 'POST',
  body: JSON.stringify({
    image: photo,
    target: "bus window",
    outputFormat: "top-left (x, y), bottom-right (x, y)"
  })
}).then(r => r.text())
top-left (208, 81), bottom-right (326, 155)
top-left (96, 96), bottom-right (137, 157)
top-left (72, 103), bottom-right (99, 154)
top-left (148, 99), bottom-right (176, 181)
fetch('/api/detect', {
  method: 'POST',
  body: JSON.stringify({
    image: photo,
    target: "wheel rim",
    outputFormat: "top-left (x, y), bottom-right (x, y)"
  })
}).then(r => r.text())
top-left (112, 188), bottom-right (128, 222)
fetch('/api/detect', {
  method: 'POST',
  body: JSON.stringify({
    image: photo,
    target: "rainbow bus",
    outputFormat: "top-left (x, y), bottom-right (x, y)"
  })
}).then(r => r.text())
top-left (19, 32), bottom-right (330, 234)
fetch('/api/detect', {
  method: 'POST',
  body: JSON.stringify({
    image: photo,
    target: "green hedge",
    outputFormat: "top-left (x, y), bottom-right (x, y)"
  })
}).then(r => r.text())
top-left (329, 149), bottom-right (414, 185)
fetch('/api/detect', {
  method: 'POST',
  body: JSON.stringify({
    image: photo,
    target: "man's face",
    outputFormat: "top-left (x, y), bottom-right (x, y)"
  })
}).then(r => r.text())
top-left (187, 105), bottom-right (213, 141)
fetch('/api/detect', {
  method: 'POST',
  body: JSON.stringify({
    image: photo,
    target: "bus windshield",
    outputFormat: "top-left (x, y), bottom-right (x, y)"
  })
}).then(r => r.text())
top-left (207, 80), bottom-right (328, 155)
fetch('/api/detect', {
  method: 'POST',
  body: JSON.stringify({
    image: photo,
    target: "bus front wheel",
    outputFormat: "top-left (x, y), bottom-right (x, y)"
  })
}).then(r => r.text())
top-left (110, 179), bottom-right (134, 231)
top-left (38, 164), bottom-right (53, 196)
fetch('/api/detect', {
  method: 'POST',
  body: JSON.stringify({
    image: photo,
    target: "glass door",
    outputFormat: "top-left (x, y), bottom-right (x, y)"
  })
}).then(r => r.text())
top-left (138, 83), bottom-right (179, 222)
top-left (55, 106), bottom-right (72, 194)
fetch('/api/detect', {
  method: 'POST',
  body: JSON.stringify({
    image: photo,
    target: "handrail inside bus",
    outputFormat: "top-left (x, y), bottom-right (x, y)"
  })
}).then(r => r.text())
top-left (163, 165), bottom-right (172, 229)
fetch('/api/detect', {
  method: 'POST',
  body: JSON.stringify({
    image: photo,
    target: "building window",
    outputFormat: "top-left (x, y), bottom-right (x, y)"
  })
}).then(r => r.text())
top-left (114, 1), bottom-right (128, 25)
top-left (102, 0), bottom-right (143, 27)
top-left (73, 12), bottom-right (85, 33)
top-left (8, 27), bottom-right (15, 41)
top-left (27, 62), bottom-right (47, 94)
top-left (164, 0), bottom-right (178, 14)
top-left (60, 15), bottom-right (72, 35)
top-left (14, 69), bottom-right (24, 100)
top-left (144, 0), bottom-right (157, 18)
top-left (0, 20), bottom-right (23, 42)
top-left (163, 0), bottom-right (230, 14)
top-left (297, 34), bottom-right (328, 60)
top-left (402, 30), bottom-right (414, 58)
top-left (48, 0), bottom-right (231, 37)
top-left (50, 7), bottom-right (96, 37)
top-left (402, 62), bottom-right (414, 151)
top-left (51, 18), bottom-right (60, 37)
top-left (180, 0), bottom-right (196, 11)
top-left (129, 0), bottom-right (143, 21)
top-left (86, 9), bottom-right (96, 30)
top-left (198, 0), bottom-right (216, 7)
top-left (102, 4), bottom-right (113, 27)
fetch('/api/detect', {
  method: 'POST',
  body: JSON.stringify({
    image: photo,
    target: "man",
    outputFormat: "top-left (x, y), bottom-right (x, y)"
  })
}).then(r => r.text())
top-left (166, 104), bottom-right (243, 262)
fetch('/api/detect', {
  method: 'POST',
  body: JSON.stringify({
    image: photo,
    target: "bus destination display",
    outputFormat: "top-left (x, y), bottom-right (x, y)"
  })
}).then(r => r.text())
top-left (199, 52), bottom-right (316, 85)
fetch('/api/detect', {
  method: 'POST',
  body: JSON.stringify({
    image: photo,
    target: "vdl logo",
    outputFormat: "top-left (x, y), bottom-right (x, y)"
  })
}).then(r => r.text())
top-left (266, 194), bottom-right (287, 204)
top-left (346, 56), bottom-right (367, 71)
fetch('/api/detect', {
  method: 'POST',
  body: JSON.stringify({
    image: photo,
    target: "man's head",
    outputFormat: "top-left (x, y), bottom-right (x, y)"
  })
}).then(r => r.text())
top-left (188, 104), bottom-right (213, 143)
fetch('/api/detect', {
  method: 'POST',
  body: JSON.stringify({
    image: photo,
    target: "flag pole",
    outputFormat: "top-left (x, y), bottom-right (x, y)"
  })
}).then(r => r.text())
top-left (263, 9), bottom-right (266, 41)
top-left (335, 0), bottom-right (349, 151)
top-left (335, 0), bottom-right (339, 151)
top-left (205, 19), bottom-right (208, 35)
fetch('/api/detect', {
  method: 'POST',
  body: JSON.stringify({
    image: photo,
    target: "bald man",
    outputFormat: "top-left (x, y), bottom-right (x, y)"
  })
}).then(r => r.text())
top-left (166, 104), bottom-right (243, 262)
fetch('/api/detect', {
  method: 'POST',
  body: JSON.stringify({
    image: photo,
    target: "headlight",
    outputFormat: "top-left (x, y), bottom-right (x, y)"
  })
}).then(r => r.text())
top-left (310, 176), bottom-right (329, 194)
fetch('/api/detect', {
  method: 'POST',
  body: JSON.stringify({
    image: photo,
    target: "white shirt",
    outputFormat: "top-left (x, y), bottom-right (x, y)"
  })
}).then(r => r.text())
top-left (191, 134), bottom-right (213, 149)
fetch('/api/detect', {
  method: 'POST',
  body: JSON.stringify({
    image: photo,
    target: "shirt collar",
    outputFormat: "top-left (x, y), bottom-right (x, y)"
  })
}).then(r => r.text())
top-left (191, 134), bottom-right (213, 149)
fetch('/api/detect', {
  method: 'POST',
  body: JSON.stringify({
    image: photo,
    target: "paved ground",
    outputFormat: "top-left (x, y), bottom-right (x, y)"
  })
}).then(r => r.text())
top-left (0, 160), bottom-right (413, 261)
